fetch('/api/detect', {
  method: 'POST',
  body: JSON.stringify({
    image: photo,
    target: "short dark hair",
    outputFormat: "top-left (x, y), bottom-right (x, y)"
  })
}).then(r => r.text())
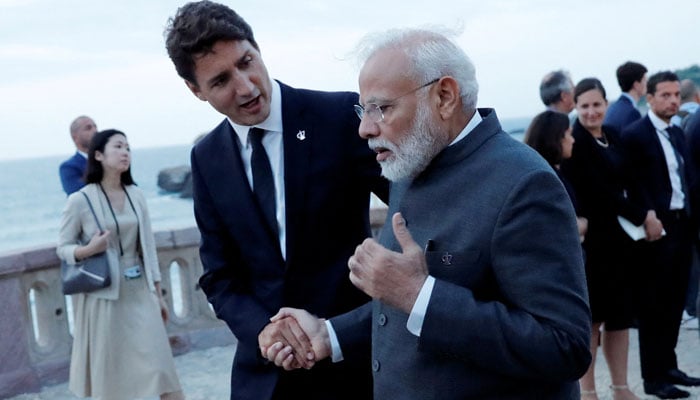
top-left (647, 71), bottom-right (680, 95)
top-left (540, 70), bottom-right (572, 106)
top-left (616, 61), bottom-right (647, 92)
top-left (85, 129), bottom-right (136, 185)
top-left (164, 0), bottom-right (258, 85)
top-left (524, 111), bottom-right (570, 167)
top-left (574, 78), bottom-right (607, 104)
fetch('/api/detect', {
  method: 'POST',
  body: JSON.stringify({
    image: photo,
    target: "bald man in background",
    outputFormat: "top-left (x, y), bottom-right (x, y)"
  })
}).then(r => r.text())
top-left (59, 115), bottom-right (97, 195)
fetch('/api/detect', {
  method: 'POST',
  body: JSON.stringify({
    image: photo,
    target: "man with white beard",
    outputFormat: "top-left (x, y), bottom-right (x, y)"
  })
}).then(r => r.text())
top-left (265, 27), bottom-right (592, 399)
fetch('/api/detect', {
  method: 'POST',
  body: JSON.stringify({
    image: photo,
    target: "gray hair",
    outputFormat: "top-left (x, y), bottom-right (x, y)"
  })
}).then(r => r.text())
top-left (354, 27), bottom-right (478, 114)
top-left (680, 79), bottom-right (699, 103)
top-left (539, 70), bottom-right (573, 106)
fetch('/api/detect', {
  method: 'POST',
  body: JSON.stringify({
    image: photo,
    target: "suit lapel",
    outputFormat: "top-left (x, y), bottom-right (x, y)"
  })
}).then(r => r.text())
top-left (203, 121), bottom-right (283, 256)
top-left (279, 83), bottom-right (312, 266)
top-left (80, 184), bottom-right (107, 232)
top-left (643, 116), bottom-right (672, 182)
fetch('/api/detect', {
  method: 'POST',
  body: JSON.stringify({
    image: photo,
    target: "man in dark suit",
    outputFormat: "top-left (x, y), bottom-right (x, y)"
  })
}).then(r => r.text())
top-left (604, 61), bottom-right (647, 133)
top-left (267, 28), bottom-right (592, 399)
top-left (164, 2), bottom-right (387, 399)
top-left (621, 71), bottom-right (700, 399)
top-left (59, 115), bottom-right (97, 195)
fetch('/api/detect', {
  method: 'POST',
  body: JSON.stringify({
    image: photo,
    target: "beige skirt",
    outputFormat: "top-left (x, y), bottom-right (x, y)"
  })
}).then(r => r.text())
top-left (69, 256), bottom-right (181, 400)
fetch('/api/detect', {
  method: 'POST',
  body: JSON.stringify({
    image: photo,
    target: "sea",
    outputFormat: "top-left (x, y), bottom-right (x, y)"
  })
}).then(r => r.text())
top-left (0, 116), bottom-right (534, 256)
top-left (0, 144), bottom-right (196, 255)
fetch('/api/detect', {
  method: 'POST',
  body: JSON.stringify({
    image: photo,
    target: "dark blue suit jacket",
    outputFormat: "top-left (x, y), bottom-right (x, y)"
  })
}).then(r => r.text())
top-left (364, 109), bottom-right (590, 399)
top-left (685, 109), bottom-right (700, 175)
top-left (620, 115), bottom-right (696, 224)
top-left (604, 95), bottom-right (642, 134)
top-left (191, 82), bottom-right (388, 400)
top-left (59, 152), bottom-right (87, 195)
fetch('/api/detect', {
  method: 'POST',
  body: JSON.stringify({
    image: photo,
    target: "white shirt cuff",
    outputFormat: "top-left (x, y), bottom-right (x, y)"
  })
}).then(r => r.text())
top-left (325, 319), bottom-right (344, 362)
top-left (406, 276), bottom-right (436, 336)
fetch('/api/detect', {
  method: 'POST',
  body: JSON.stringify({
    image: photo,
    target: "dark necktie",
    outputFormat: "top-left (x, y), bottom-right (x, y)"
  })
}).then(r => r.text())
top-left (249, 127), bottom-right (278, 235)
top-left (665, 126), bottom-right (691, 214)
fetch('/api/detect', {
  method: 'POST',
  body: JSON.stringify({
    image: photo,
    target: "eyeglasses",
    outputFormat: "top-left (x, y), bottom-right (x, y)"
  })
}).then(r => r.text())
top-left (354, 78), bottom-right (440, 123)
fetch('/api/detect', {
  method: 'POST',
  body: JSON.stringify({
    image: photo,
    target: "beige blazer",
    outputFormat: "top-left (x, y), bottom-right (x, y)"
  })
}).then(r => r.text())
top-left (56, 183), bottom-right (161, 300)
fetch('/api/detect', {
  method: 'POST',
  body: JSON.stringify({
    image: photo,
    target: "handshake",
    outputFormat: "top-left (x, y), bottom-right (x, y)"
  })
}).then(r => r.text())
top-left (258, 308), bottom-right (330, 370)
top-left (257, 213), bottom-right (429, 371)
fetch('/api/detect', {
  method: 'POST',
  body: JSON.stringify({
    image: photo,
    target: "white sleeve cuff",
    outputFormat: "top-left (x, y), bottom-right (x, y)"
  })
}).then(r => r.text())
top-left (325, 319), bottom-right (344, 362)
top-left (406, 276), bottom-right (436, 337)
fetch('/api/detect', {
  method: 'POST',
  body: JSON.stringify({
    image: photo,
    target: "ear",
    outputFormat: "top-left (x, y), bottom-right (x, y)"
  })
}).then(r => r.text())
top-left (185, 80), bottom-right (207, 101)
top-left (434, 76), bottom-right (461, 120)
top-left (561, 90), bottom-right (573, 104)
top-left (94, 150), bottom-right (103, 162)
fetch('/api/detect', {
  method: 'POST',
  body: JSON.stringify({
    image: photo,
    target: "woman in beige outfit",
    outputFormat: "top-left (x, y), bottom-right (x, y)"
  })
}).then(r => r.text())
top-left (57, 129), bottom-right (184, 400)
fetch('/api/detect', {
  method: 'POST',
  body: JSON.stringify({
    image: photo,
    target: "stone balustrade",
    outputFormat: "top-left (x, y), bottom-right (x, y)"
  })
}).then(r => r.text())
top-left (0, 207), bottom-right (387, 398)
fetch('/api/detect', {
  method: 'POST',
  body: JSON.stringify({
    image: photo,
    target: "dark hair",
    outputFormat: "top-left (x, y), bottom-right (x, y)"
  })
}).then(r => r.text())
top-left (85, 129), bottom-right (136, 185)
top-left (164, 0), bottom-right (258, 85)
top-left (647, 71), bottom-right (680, 95)
top-left (539, 70), bottom-right (572, 106)
top-left (616, 61), bottom-right (647, 92)
top-left (574, 77), bottom-right (607, 104)
top-left (524, 111), bottom-right (570, 166)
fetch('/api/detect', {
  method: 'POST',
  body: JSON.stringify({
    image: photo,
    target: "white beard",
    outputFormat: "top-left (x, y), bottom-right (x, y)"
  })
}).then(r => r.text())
top-left (368, 104), bottom-right (447, 182)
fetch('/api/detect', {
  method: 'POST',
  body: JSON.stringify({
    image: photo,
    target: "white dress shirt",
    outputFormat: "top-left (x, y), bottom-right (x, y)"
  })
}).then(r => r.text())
top-left (649, 110), bottom-right (686, 211)
top-left (228, 80), bottom-right (288, 259)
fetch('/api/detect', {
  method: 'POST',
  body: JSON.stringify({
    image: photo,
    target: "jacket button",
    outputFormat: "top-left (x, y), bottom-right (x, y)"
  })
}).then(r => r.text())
top-left (372, 359), bottom-right (380, 371)
top-left (378, 313), bottom-right (387, 326)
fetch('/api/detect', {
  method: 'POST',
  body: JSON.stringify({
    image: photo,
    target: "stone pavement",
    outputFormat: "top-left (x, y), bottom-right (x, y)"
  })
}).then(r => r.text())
top-left (7, 322), bottom-right (700, 400)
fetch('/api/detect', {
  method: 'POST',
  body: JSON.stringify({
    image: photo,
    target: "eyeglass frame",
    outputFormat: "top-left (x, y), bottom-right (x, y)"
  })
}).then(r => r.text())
top-left (354, 78), bottom-right (440, 123)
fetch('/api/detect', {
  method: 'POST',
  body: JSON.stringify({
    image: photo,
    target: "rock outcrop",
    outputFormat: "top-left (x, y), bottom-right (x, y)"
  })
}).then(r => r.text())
top-left (157, 165), bottom-right (192, 198)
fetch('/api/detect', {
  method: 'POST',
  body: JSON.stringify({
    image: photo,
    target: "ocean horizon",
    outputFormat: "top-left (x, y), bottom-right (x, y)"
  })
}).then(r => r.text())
top-left (0, 144), bottom-right (196, 255)
top-left (0, 116), bottom-right (533, 256)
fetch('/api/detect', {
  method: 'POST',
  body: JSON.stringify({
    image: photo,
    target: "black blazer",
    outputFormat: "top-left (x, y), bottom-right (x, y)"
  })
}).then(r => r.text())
top-left (620, 115), bottom-right (696, 225)
top-left (561, 120), bottom-right (647, 238)
top-left (191, 81), bottom-right (388, 400)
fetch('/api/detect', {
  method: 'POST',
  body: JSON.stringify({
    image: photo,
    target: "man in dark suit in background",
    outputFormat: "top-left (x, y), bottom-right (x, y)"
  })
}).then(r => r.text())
top-left (267, 27), bottom-right (592, 399)
top-left (621, 71), bottom-right (700, 399)
top-left (164, 2), bottom-right (387, 399)
top-left (604, 61), bottom-right (647, 133)
top-left (59, 115), bottom-right (97, 195)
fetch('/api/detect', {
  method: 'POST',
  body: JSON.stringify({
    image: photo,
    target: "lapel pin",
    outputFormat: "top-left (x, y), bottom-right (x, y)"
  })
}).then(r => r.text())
top-left (296, 130), bottom-right (306, 141)
top-left (441, 252), bottom-right (453, 266)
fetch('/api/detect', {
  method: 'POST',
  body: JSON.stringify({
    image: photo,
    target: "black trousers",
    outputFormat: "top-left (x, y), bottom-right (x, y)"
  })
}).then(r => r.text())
top-left (637, 211), bottom-right (693, 382)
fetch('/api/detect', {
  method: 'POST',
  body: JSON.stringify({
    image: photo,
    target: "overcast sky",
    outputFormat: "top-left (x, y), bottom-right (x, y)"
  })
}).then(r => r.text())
top-left (1, 0), bottom-right (699, 160)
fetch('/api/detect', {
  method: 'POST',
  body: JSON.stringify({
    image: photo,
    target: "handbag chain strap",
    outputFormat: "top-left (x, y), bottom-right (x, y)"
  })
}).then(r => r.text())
top-left (81, 191), bottom-right (103, 232)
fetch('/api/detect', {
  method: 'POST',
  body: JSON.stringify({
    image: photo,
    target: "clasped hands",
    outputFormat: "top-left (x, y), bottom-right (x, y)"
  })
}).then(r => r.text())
top-left (258, 212), bottom-right (428, 371)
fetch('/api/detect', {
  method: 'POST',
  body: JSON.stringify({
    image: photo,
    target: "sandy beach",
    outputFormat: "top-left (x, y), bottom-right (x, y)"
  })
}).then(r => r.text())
top-left (7, 321), bottom-right (700, 399)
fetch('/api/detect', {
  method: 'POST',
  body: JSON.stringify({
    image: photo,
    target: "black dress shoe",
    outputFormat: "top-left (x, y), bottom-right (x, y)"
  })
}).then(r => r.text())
top-left (667, 368), bottom-right (700, 386)
top-left (644, 381), bottom-right (690, 399)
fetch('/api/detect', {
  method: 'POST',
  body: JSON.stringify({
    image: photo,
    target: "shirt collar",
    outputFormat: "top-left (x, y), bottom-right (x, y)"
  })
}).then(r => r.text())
top-left (228, 79), bottom-right (283, 146)
top-left (621, 92), bottom-right (636, 105)
top-left (680, 102), bottom-right (699, 113)
top-left (648, 109), bottom-right (670, 132)
top-left (450, 109), bottom-right (483, 146)
top-left (77, 150), bottom-right (88, 158)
